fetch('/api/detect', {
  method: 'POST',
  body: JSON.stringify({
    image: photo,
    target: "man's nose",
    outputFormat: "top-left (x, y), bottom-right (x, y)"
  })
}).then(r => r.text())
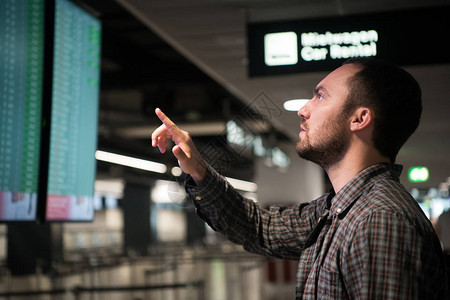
top-left (298, 100), bottom-right (311, 119)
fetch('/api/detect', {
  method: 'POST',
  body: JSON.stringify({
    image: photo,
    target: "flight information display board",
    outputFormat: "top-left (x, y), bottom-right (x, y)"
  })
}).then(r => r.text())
top-left (0, 0), bottom-right (101, 222)
top-left (0, 0), bottom-right (44, 221)
top-left (45, 0), bottom-right (101, 221)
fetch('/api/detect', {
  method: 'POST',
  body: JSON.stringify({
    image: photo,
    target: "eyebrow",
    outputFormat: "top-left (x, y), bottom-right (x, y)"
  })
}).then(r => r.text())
top-left (313, 85), bottom-right (329, 96)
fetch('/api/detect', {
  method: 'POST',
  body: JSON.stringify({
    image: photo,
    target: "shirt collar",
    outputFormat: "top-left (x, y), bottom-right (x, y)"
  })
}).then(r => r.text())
top-left (329, 163), bottom-right (403, 216)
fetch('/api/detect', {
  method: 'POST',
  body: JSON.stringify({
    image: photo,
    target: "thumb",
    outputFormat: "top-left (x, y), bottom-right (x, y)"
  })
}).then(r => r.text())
top-left (172, 144), bottom-right (188, 162)
top-left (171, 145), bottom-right (205, 182)
top-left (172, 145), bottom-right (189, 169)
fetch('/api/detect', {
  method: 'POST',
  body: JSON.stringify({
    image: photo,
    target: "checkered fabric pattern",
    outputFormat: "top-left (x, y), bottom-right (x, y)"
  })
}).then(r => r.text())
top-left (186, 163), bottom-right (448, 299)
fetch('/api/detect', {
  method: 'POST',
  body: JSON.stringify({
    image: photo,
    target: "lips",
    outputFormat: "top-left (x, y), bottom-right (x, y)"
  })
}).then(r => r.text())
top-left (300, 122), bottom-right (307, 132)
top-left (299, 127), bottom-right (306, 140)
top-left (299, 123), bottom-right (307, 139)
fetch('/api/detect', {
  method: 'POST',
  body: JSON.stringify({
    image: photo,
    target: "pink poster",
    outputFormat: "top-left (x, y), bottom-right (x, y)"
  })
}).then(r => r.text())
top-left (46, 195), bottom-right (71, 220)
top-left (46, 195), bottom-right (94, 221)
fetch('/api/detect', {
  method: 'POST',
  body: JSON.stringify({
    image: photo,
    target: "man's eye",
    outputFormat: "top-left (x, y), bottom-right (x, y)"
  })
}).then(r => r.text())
top-left (318, 94), bottom-right (324, 100)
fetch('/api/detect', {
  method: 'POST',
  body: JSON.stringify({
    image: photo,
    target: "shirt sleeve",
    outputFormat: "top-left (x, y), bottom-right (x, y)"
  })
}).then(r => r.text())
top-left (343, 210), bottom-right (447, 299)
top-left (185, 164), bottom-right (324, 260)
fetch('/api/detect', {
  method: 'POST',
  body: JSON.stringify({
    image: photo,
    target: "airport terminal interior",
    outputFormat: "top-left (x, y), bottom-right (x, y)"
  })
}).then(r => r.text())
top-left (1, 0), bottom-right (450, 299)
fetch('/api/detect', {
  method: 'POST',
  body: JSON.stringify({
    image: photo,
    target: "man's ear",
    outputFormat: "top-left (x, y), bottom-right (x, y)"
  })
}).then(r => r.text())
top-left (349, 107), bottom-right (373, 132)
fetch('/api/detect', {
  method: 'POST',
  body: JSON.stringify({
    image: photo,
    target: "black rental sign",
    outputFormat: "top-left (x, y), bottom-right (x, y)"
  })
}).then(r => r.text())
top-left (247, 6), bottom-right (450, 76)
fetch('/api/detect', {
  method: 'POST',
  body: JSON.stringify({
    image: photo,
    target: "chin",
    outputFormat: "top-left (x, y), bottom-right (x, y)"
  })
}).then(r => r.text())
top-left (295, 141), bottom-right (307, 157)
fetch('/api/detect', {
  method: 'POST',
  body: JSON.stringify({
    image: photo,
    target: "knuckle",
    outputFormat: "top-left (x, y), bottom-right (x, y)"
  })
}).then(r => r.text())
top-left (184, 131), bottom-right (190, 138)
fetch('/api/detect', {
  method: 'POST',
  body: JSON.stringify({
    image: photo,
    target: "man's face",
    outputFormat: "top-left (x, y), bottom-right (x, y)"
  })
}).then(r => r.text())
top-left (296, 64), bottom-right (359, 168)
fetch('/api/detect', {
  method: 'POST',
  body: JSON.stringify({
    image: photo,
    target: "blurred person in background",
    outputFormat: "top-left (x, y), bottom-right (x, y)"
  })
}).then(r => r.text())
top-left (437, 208), bottom-right (450, 254)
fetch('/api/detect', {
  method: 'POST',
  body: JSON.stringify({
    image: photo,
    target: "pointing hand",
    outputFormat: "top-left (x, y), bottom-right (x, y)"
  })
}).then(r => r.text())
top-left (151, 108), bottom-right (206, 184)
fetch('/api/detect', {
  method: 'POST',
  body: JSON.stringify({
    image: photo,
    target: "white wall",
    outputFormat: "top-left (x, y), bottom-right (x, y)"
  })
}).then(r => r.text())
top-left (254, 145), bottom-right (325, 207)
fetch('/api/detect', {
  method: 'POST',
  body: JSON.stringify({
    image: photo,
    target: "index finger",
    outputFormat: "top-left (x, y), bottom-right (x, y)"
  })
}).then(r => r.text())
top-left (155, 108), bottom-right (183, 137)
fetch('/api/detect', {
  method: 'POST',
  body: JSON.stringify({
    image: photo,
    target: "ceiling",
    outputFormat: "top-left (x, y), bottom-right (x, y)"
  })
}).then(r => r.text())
top-left (77, 0), bottom-right (450, 192)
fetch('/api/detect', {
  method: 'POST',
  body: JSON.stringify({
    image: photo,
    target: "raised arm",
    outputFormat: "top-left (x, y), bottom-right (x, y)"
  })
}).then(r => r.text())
top-left (151, 108), bottom-right (314, 259)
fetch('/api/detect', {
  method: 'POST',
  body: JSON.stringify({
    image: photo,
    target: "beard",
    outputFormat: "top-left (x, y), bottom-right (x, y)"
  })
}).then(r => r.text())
top-left (296, 113), bottom-right (351, 169)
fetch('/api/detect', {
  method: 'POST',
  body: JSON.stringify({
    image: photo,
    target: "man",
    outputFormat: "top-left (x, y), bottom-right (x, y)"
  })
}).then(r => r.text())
top-left (151, 58), bottom-right (448, 299)
top-left (437, 208), bottom-right (450, 254)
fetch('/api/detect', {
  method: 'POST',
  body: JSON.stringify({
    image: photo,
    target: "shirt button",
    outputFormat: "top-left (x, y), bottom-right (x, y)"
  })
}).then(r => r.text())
top-left (336, 208), bottom-right (342, 213)
top-left (195, 196), bottom-right (202, 201)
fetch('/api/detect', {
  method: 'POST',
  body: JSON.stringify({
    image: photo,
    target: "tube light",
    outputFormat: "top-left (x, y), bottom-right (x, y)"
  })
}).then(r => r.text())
top-left (95, 150), bottom-right (167, 174)
top-left (225, 177), bottom-right (258, 192)
top-left (95, 151), bottom-right (257, 192)
top-left (283, 99), bottom-right (309, 111)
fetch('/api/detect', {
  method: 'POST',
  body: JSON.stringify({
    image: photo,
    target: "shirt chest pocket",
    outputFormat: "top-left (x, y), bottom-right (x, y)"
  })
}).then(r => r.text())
top-left (317, 265), bottom-right (348, 299)
top-left (315, 236), bottom-right (348, 299)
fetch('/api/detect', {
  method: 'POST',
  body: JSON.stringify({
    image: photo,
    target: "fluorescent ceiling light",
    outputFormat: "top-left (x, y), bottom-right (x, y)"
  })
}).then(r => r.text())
top-left (116, 122), bottom-right (226, 138)
top-left (95, 150), bottom-right (257, 192)
top-left (283, 99), bottom-right (309, 111)
top-left (225, 177), bottom-right (258, 193)
top-left (95, 150), bottom-right (167, 174)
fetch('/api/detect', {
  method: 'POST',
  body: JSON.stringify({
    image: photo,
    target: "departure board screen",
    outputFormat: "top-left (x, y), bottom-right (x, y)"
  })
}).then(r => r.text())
top-left (45, 0), bottom-right (101, 221)
top-left (0, 0), bottom-right (44, 221)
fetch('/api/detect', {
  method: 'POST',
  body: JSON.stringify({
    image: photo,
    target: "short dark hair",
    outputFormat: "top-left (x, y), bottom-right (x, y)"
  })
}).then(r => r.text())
top-left (342, 58), bottom-right (422, 163)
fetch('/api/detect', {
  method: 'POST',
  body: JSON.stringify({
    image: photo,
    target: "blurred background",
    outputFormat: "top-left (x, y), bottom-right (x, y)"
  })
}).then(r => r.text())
top-left (1, 0), bottom-right (449, 299)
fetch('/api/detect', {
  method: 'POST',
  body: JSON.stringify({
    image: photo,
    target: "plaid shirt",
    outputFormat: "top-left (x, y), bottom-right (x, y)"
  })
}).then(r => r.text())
top-left (186, 163), bottom-right (448, 299)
